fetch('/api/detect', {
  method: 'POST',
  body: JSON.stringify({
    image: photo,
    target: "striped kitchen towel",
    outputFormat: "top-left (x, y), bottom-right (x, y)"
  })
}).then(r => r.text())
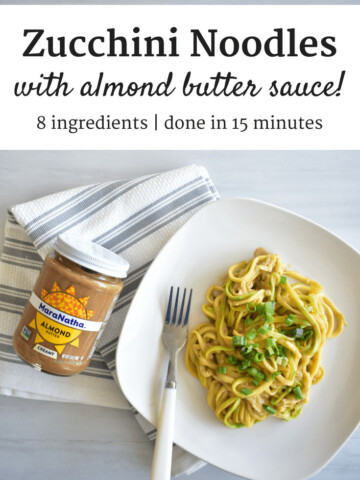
top-left (0, 164), bottom-right (218, 476)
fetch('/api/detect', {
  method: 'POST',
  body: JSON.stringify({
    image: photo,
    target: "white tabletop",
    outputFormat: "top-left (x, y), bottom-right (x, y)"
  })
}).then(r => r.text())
top-left (0, 151), bottom-right (359, 480)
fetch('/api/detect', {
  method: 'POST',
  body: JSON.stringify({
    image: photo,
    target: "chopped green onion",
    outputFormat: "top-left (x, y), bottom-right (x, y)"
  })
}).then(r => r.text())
top-left (277, 345), bottom-right (287, 357)
top-left (248, 351), bottom-right (257, 361)
top-left (280, 276), bottom-right (287, 284)
top-left (247, 367), bottom-right (265, 381)
top-left (240, 388), bottom-right (253, 396)
top-left (265, 314), bottom-right (273, 323)
top-left (293, 385), bottom-right (303, 400)
top-left (276, 356), bottom-right (288, 366)
top-left (285, 313), bottom-right (295, 326)
top-left (233, 335), bottom-right (247, 346)
top-left (217, 366), bottom-right (227, 374)
top-left (238, 359), bottom-right (251, 370)
top-left (252, 379), bottom-right (260, 386)
top-left (258, 325), bottom-right (270, 335)
top-left (264, 302), bottom-right (275, 316)
top-left (263, 405), bottom-right (277, 415)
top-left (256, 303), bottom-right (265, 315)
top-left (245, 317), bottom-right (255, 326)
top-left (254, 352), bottom-right (265, 362)
top-left (241, 345), bottom-right (253, 355)
top-left (267, 338), bottom-right (276, 347)
top-left (246, 328), bottom-right (257, 341)
top-left (246, 302), bottom-right (256, 313)
top-left (285, 328), bottom-right (304, 338)
top-left (301, 330), bottom-right (314, 341)
top-left (227, 355), bottom-right (238, 365)
top-left (247, 367), bottom-right (259, 377)
top-left (272, 371), bottom-right (282, 380)
top-left (266, 346), bottom-right (275, 356)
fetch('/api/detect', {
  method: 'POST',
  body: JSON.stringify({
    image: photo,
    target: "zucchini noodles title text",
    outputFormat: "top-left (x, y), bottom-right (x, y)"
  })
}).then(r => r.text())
top-left (15, 27), bottom-right (345, 98)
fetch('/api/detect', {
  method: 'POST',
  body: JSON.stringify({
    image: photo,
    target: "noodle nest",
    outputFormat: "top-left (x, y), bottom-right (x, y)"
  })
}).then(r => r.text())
top-left (185, 248), bottom-right (346, 428)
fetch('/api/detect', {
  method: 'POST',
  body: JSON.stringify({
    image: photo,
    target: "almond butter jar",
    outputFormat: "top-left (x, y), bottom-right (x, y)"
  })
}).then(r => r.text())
top-left (13, 235), bottom-right (129, 376)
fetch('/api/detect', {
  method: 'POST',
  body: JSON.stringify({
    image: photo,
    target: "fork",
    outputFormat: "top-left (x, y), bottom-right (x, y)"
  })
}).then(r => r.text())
top-left (150, 287), bottom-right (192, 480)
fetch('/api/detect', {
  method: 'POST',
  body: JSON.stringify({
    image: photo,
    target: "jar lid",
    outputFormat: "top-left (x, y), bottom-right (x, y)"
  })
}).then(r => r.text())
top-left (55, 234), bottom-right (130, 279)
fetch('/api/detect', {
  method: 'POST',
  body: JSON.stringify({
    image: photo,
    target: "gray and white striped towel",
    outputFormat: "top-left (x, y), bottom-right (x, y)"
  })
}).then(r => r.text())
top-left (0, 164), bottom-right (219, 476)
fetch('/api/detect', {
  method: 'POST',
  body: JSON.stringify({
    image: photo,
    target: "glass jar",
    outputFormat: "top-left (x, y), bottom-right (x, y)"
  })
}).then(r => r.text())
top-left (13, 234), bottom-right (129, 376)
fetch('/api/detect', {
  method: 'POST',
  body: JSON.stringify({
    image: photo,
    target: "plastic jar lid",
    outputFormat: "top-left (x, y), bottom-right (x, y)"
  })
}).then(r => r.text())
top-left (55, 234), bottom-right (130, 279)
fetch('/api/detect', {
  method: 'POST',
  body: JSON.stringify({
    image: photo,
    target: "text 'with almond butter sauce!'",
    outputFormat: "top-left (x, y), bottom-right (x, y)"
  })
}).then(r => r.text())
top-left (13, 235), bottom-right (129, 376)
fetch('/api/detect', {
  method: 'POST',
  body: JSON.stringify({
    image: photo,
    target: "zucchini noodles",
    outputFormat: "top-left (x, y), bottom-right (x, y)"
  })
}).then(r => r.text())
top-left (185, 248), bottom-right (346, 428)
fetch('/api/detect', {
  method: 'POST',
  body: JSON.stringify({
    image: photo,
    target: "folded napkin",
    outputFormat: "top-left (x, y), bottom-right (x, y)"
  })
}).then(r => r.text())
top-left (0, 164), bottom-right (218, 476)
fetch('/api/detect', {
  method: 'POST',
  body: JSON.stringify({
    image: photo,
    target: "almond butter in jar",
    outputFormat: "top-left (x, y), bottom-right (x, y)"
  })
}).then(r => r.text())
top-left (13, 234), bottom-right (129, 376)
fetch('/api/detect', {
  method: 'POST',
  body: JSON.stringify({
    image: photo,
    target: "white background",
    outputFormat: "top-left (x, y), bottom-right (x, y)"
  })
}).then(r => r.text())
top-left (0, 5), bottom-right (359, 149)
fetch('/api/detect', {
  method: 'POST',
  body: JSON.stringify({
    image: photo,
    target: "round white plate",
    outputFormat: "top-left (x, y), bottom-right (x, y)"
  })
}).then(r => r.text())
top-left (116, 198), bottom-right (360, 480)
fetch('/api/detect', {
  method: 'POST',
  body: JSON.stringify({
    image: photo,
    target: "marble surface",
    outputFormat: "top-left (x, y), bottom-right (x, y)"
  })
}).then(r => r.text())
top-left (0, 151), bottom-right (359, 480)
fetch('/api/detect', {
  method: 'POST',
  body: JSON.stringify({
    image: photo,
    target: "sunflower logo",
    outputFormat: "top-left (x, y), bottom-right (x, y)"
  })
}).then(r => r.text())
top-left (28, 282), bottom-right (95, 355)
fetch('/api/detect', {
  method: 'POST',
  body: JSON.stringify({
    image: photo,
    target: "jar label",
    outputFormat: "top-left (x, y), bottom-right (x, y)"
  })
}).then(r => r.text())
top-left (27, 282), bottom-right (102, 356)
top-left (30, 292), bottom-right (102, 332)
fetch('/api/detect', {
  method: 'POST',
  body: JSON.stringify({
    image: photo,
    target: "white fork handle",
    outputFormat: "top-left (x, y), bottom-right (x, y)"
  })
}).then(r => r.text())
top-left (150, 387), bottom-right (177, 480)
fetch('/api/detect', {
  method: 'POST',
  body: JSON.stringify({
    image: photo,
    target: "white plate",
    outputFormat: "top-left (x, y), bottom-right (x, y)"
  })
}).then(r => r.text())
top-left (116, 198), bottom-right (360, 480)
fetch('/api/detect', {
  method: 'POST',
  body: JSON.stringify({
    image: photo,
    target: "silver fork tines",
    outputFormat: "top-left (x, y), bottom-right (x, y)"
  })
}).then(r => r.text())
top-left (163, 287), bottom-right (192, 389)
top-left (165, 287), bottom-right (192, 327)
